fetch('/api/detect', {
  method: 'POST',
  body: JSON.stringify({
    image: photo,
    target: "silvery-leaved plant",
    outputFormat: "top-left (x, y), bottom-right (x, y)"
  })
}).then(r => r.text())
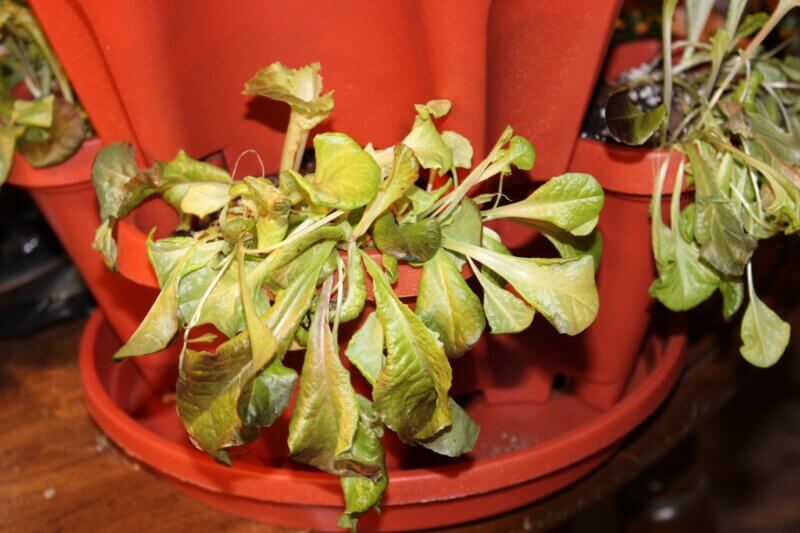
top-left (0, 0), bottom-right (88, 185)
top-left (605, 0), bottom-right (799, 367)
top-left (92, 61), bottom-right (604, 528)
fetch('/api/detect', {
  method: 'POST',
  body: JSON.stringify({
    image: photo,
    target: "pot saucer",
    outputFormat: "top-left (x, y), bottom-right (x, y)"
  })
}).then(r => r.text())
top-left (80, 310), bottom-right (684, 531)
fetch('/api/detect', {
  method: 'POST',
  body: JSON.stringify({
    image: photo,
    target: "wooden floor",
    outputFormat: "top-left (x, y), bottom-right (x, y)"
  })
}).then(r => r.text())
top-left (1, 311), bottom-right (799, 532)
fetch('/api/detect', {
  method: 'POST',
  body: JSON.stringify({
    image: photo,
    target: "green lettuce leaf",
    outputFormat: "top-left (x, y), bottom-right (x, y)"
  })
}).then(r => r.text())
top-left (361, 252), bottom-right (452, 442)
top-left (740, 270), bottom-right (790, 368)
top-left (288, 278), bottom-right (360, 473)
top-left (472, 262), bottom-right (534, 334)
top-left (338, 395), bottom-right (388, 529)
top-left (482, 173), bottom-right (604, 236)
top-left (344, 311), bottom-right (385, 383)
top-left (294, 133), bottom-right (381, 210)
top-left (373, 212), bottom-right (441, 263)
top-left (177, 241), bottom-right (334, 456)
top-left (416, 250), bottom-right (485, 358)
top-left (442, 239), bottom-right (598, 335)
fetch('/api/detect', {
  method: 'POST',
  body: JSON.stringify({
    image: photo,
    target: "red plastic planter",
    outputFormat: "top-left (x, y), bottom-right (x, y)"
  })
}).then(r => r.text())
top-left (31, 1), bottom-right (620, 173)
top-left (7, 138), bottom-right (176, 393)
top-left (81, 309), bottom-right (685, 531)
top-left (486, 0), bottom-right (622, 177)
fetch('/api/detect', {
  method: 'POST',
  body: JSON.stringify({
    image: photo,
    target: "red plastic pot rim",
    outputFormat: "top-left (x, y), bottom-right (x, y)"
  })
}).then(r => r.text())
top-left (7, 137), bottom-right (102, 190)
top-left (80, 310), bottom-right (685, 509)
top-left (570, 137), bottom-right (687, 196)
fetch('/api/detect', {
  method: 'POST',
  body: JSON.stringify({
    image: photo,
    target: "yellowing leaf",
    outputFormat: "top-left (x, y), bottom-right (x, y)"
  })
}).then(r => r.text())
top-left (113, 242), bottom-right (201, 359)
top-left (403, 114), bottom-right (453, 173)
top-left (294, 133), bottom-right (380, 209)
top-left (472, 263), bottom-right (534, 334)
top-left (344, 311), bottom-right (385, 384)
top-left (288, 278), bottom-right (360, 470)
top-left (11, 95), bottom-right (53, 128)
top-left (361, 252), bottom-right (452, 442)
top-left (416, 250), bottom-right (485, 358)
top-left (242, 62), bottom-right (334, 130)
top-left (483, 173), bottom-right (604, 236)
top-left (740, 270), bottom-right (790, 368)
top-left (177, 241), bottom-right (334, 456)
top-left (443, 239), bottom-right (598, 335)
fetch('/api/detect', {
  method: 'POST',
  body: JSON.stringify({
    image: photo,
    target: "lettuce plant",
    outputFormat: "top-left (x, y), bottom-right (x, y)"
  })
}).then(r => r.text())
top-left (605, 0), bottom-right (799, 367)
top-left (92, 61), bottom-right (604, 527)
top-left (0, 0), bottom-right (88, 185)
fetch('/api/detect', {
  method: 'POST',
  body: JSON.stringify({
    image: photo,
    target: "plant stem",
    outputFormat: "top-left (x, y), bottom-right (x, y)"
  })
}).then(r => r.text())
top-left (660, 0), bottom-right (678, 146)
top-left (280, 111), bottom-right (305, 172)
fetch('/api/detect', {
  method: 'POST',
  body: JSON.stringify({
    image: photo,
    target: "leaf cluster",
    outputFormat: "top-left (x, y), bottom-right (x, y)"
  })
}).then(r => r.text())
top-left (0, 1), bottom-right (88, 185)
top-left (92, 61), bottom-right (605, 527)
top-left (605, 0), bottom-right (799, 367)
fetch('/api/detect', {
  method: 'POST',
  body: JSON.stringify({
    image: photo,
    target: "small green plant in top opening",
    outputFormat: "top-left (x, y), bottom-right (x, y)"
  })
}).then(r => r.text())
top-left (0, 0), bottom-right (90, 185)
top-left (91, 62), bottom-right (605, 528)
top-left (605, 0), bottom-right (800, 368)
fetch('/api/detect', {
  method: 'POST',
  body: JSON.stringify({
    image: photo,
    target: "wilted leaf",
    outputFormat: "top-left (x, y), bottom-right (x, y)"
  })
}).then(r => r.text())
top-left (419, 399), bottom-right (479, 457)
top-left (339, 242), bottom-right (367, 323)
top-left (495, 135), bottom-right (536, 173)
top-left (443, 239), bottom-right (599, 335)
top-left (91, 142), bottom-right (155, 221)
top-left (472, 264), bottom-right (534, 334)
top-left (344, 311), bottom-right (385, 384)
top-left (241, 176), bottom-right (291, 248)
top-left (11, 95), bottom-right (53, 128)
top-left (414, 99), bottom-right (452, 119)
top-left (605, 85), bottom-right (667, 145)
top-left (688, 146), bottom-right (757, 277)
top-left (242, 62), bottom-right (334, 130)
top-left (748, 112), bottom-right (800, 166)
top-left (442, 130), bottom-right (473, 169)
top-left (650, 162), bottom-right (720, 311)
top-left (403, 114), bottom-right (452, 173)
top-left (416, 250), bottom-right (485, 358)
top-left (288, 278), bottom-right (360, 473)
top-left (352, 143), bottom-right (419, 237)
top-left (483, 173), bottom-right (604, 236)
top-left (294, 133), bottom-right (380, 210)
top-left (159, 149), bottom-right (232, 214)
top-left (113, 242), bottom-right (201, 359)
top-left (373, 212), bottom-right (441, 263)
top-left (177, 241), bottom-right (334, 455)
top-left (18, 98), bottom-right (84, 167)
top-left (740, 272), bottom-right (790, 367)
top-left (338, 395), bottom-right (388, 529)
top-left (147, 234), bottom-right (226, 288)
top-left (720, 277), bottom-right (744, 320)
top-left (361, 252), bottom-right (452, 442)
